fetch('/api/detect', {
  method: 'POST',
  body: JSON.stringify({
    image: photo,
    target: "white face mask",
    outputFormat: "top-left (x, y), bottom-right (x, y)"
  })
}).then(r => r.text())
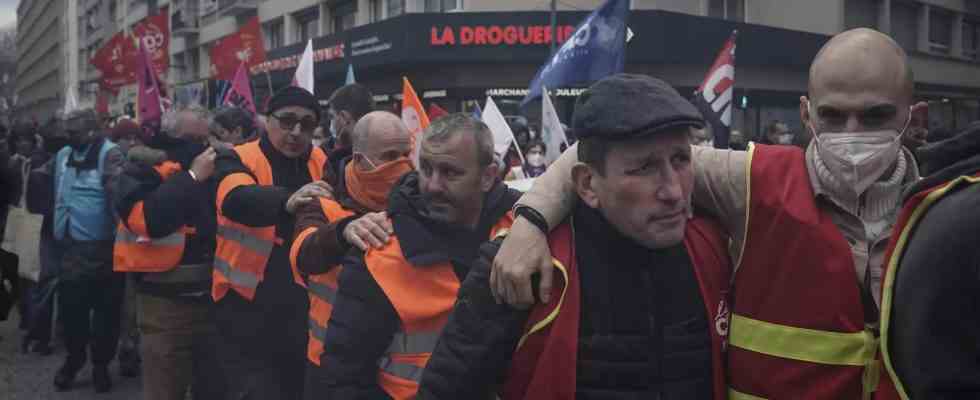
top-left (312, 138), bottom-right (324, 148)
top-left (527, 153), bottom-right (545, 167)
top-left (777, 133), bottom-right (794, 145)
top-left (809, 105), bottom-right (910, 196)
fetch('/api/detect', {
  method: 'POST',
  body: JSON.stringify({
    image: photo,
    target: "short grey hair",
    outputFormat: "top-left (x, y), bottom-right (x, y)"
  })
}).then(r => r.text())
top-left (421, 113), bottom-right (495, 167)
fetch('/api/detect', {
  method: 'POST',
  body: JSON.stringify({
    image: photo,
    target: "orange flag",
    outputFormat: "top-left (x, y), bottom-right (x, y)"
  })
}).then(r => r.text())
top-left (401, 77), bottom-right (430, 140)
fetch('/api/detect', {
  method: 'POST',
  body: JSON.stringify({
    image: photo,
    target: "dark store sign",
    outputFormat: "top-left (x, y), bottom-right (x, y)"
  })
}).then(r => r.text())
top-left (485, 88), bottom-right (586, 97)
top-left (253, 43), bottom-right (346, 74)
top-left (430, 24), bottom-right (577, 46)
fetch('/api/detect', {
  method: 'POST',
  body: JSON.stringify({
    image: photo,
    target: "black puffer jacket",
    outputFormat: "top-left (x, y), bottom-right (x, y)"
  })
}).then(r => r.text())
top-left (887, 121), bottom-right (980, 399)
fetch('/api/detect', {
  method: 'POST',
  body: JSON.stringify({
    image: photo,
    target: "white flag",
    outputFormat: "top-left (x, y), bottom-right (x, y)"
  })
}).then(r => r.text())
top-left (541, 86), bottom-right (568, 165)
top-left (482, 96), bottom-right (525, 166)
top-left (292, 40), bottom-right (315, 94)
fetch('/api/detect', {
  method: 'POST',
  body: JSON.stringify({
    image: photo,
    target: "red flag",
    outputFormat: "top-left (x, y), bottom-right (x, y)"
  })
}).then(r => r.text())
top-left (427, 103), bottom-right (449, 121)
top-left (89, 7), bottom-right (169, 89)
top-left (694, 31), bottom-right (737, 149)
top-left (223, 61), bottom-right (257, 116)
top-left (209, 17), bottom-right (267, 80)
top-left (137, 40), bottom-right (163, 129)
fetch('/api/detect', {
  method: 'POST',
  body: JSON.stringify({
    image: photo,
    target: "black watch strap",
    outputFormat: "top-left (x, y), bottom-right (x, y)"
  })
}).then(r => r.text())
top-left (514, 205), bottom-right (549, 235)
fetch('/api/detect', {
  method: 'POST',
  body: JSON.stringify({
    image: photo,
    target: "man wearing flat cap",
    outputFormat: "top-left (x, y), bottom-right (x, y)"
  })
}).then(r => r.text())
top-left (416, 74), bottom-right (732, 400)
top-left (211, 86), bottom-right (332, 399)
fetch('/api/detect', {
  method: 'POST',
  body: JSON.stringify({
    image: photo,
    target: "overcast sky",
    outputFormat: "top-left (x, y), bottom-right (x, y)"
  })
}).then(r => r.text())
top-left (0, 0), bottom-right (17, 29)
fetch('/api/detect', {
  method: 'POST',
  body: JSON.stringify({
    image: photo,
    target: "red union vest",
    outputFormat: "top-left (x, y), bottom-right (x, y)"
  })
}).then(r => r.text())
top-left (288, 198), bottom-right (357, 366)
top-left (502, 216), bottom-right (732, 400)
top-left (879, 173), bottom-right (980, 400)
top-left (113, 161), bottom-right (196, 273)
top-left (727, 143), bottom-right (885, 400)
top-left (365, 213), bottom-right (514, 400)
top-left (212, 141), bottom-right (327, 301)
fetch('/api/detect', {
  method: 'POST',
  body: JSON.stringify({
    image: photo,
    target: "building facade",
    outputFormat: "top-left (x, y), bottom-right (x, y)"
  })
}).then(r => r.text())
top-left (24, 0), bottom-right (980, 134)
top-left (16, 0), bottom-right (74, 121)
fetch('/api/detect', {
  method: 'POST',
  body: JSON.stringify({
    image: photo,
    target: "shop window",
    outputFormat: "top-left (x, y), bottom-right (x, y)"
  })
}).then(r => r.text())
top-left (265, 20), bottom-right (284, 49)
top-left (708, 0), bottom-right (744, 22)
top-left (890, 1), bottom-right (919, 51)
top-left (929, 8), bottom-right (953, 54)
top-left (844, 0), bottom-right (879, 30)
top-left (963, 20), bottom-right (979, 60)
top-left (426, 0), bottom-right (462, 12)
top-left (295, 8), bottom-right (320, 43)
top-left (332, 1), bottom-right (357, 33)
top-left (388, 0), bottom-right (405, 18)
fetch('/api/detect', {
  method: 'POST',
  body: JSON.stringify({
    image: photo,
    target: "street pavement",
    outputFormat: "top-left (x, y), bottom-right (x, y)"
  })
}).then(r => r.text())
top-left (0, 314), bottom-right (142, 400)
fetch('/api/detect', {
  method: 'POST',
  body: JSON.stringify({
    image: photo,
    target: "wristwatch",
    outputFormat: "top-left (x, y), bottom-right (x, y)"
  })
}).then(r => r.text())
top-left (514, 204), bottom-right (549, 235)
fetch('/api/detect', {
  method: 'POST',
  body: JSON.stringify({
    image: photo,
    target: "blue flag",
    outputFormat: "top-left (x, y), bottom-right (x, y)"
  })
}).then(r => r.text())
top-left (471, 102), bottom-right (483, 120)
top-left (521, 0), bottom-right (629, 107)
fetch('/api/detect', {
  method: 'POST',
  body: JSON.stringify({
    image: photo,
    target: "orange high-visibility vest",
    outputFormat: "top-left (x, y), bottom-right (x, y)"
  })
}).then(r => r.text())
top-left (289, 197), bottom-right (357, 365)
top-left (878, 173), bottom-right (980, 400)
top-left (365, 213), bottom-right (513, 400)
top-left (114, 161), bottom-right (197, 273)
top-left (212, 141), bottom-right (327, 301)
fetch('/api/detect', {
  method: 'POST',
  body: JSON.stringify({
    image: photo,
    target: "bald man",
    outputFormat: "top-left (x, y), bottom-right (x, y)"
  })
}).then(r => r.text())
top-left (488, 28), bottom-right (920, 399)
top-left (289, 111), bottom-right (414, 400)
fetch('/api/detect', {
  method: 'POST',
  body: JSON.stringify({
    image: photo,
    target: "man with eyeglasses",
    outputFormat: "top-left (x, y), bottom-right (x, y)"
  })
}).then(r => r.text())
top-left (211, 86), bottom-right (332, 399)
top-left (489, 28), bottom-right (924, 398)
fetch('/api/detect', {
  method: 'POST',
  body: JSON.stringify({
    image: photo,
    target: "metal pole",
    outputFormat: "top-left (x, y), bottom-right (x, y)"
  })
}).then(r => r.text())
top-left (550, 0), bottom-right (557, 55)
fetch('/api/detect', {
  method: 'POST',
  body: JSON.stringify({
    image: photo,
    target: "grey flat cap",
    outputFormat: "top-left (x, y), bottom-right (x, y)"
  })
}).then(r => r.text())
top-left (573, 73), bottom-right (704, 141)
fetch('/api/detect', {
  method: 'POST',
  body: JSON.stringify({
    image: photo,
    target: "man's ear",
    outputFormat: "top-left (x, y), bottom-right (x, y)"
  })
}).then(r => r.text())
top-left (480, 162), bottom-right (499, 192)
top-left (572, 163), bottom-right (600, 209)
top-left (799, 96), bottom-right (812, 128)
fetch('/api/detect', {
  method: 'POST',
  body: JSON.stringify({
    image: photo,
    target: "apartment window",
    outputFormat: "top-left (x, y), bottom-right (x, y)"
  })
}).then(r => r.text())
top-left (425, 0), bottom-right (462, 12)
top-left (265, 20), bottom-right (284, 49)
top-left (295, 8), bottom-right (320, 43)
top-left (387, 0), bottom-right (405, 17)
top-left (964, 20), bottom-right (979, 60)
top-left (929, 8), bottom-right (953, 54)
top-left (370, 0), bottom-right (383, 22)
top-left (890, 1), bottom-right (919, 51)
top-left (708, 0), bottom-right (744, 22)
top-left (332, 1), bottom-right (357, 34)
top-left (844, 0), bottom-right (879, 30)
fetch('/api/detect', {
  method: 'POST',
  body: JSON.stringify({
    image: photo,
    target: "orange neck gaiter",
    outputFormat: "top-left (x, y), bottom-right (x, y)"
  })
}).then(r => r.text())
top-left (345, 157), bottom-right (413, 211)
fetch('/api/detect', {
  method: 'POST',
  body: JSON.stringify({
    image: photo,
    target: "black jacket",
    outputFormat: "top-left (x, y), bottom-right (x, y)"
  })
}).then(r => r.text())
top-left (887, 121), bottom-right (980, 399)
top-left (310, 172), bottom-right (519, 399)
top-left (418, 202), bottom-right (715, 400)
top-left (113, 140), bottom-right (216, 298)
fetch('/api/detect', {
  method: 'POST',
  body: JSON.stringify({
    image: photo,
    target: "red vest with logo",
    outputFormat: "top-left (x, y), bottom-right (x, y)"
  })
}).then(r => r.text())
top-left (502, 216), bottom-right (732, 400)
top-left (728, 144), bottom-right (886, 400)
top-left (878, 173), bottom-right (980, 400)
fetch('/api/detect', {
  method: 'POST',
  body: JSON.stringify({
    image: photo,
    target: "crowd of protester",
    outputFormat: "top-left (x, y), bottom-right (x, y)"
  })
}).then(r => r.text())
top-left (1, 27), bottom-right (979, 400)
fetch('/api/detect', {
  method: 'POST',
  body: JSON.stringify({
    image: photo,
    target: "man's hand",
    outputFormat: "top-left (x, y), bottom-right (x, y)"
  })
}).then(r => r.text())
top-left (189, 147), bottom-right (216, 181)
top-left (286, 181), bottom-right (334, 214)
top-left (489, 217), bottom-right (554, 309)
top-left (343, 212), bottom-right (393, 251)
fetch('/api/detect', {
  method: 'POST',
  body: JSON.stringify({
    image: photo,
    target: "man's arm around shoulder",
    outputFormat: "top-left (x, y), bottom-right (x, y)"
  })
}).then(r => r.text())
top-left (418, 237), bottom-right (532, 400)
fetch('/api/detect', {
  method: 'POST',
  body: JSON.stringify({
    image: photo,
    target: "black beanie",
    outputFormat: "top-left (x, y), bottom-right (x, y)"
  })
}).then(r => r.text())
top-left (266, 86), bottom-right (320, 121)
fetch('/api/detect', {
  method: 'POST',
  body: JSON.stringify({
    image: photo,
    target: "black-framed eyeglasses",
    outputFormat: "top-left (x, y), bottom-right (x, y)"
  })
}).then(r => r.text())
top-left (273, 113), bottom-right (318, 133)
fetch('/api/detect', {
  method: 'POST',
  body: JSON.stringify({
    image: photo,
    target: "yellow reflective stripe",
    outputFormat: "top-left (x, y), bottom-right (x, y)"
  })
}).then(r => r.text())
top-left (729, 313), bottom-right (877, 367)
top-left (515, 258), bottom-right (569, 350)
top-left (728, 388), bottom-right (767, 400)
top-left (880, 174), bottom-right (980, 400)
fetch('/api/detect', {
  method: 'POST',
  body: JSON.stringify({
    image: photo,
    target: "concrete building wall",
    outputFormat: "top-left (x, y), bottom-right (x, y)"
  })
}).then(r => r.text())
top-left (747, 0), bottom-right (845, 36)
top-left (16, 0), bottom-right (67, 120)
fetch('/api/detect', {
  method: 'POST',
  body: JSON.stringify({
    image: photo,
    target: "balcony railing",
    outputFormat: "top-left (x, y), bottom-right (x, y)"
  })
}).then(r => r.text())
top-left (217, 0), bottom-right (259, 17)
